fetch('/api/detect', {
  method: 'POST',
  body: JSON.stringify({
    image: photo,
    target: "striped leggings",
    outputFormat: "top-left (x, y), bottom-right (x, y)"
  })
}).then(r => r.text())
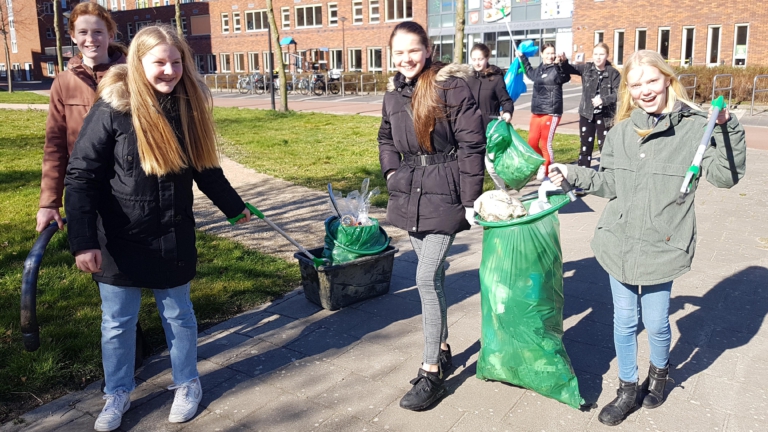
top-left (409, 232), bottom-right (455, 365)
top-left (528, 113), bottom-right (561, 173)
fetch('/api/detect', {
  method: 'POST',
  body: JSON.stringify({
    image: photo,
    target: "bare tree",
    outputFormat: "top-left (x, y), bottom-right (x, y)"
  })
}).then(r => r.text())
top-left (265, 0), bottom-right (288, 111)
top-left (175, 0), bottom-right (181, 36)
top-left (454, 0), bottom-right (465, 64)
top-left (53, 0), bottom-right (63, 72)
top-left (0, 2), bottom-right (12, 92)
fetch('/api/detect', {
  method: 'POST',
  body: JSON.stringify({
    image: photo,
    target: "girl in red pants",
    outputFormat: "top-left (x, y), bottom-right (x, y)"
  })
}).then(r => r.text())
top-left (517, 44), bottom-right (570, 180)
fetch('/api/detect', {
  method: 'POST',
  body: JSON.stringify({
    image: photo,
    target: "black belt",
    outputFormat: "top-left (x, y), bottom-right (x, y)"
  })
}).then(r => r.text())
top-left (403, 152), bottom-right (457, 166)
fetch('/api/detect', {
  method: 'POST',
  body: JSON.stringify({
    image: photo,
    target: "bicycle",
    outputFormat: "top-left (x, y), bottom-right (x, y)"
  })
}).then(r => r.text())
top-left (236, 73), bottom-right (265, 95)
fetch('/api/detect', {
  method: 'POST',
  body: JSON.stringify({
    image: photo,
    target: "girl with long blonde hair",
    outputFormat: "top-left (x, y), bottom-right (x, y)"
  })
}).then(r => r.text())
top-left (549, 50), bottom-right (746, 426)
top-left (65, 25), bottom-right (251, 431)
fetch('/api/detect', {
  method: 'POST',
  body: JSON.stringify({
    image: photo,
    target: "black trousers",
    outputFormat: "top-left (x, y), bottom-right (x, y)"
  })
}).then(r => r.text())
top-left (578, 114), bottom-right (610, 168)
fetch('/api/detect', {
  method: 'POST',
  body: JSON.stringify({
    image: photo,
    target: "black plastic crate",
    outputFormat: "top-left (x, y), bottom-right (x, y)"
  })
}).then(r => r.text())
top-left (294, 246), bottom-right (398, 311)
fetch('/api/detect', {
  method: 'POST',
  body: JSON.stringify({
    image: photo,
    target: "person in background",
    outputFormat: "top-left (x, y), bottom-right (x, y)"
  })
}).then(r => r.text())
top-left (65, 25), bottom-right (252, 432)
top-left (467, 43), bottom-right (514, 191)
top-left (561, 42), bottom-right (621, 195)
top-left (516, 43), bottom-right (570, 181)
top-left (548, 50), bottom-right (746, 426)
top-left (36, 2), bottom-right (126, 232)
top-left (379, 22), bottom-right (485, 411)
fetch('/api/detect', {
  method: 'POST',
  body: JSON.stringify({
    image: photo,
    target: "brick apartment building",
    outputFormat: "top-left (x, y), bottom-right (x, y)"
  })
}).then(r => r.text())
top-left (1, 0), bottom-right (58, 82)
top-left (572, 0), bottom-right (767, 68)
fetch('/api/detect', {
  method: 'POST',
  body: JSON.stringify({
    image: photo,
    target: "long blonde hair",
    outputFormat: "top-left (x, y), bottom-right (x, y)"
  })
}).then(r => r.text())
top-left (100, 25), bottom-right (219, 176)
top-left (616, 50), bottom-right (698, 137)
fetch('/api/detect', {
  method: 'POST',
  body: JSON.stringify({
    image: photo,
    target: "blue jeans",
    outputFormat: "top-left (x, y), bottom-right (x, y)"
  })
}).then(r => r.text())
top-left (99, 282), bottom-right (199, 395)
top-left (609, 275), bottom-right (672, 383)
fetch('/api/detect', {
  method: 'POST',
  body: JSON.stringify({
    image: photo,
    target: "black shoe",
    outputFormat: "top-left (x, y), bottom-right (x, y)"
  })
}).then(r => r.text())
top-left (399, 369), bottom-right (447, 411)
top-left (598, 379), bottom-right (640, 426)
top-left (641, 363), bottom-right (670, 409)
top-left (439, 345), bottom-right (453, 375)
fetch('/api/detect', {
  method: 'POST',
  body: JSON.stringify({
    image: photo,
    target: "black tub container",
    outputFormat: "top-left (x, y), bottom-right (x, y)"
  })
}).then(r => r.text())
top-left (294, 246), bottom-right (398, 310)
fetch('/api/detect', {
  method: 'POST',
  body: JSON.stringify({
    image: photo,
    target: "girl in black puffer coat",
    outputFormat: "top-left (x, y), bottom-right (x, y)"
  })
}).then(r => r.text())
top-left (378, 22), bottom-right (485, 412)
top-left (467, 43), bottom-right (514, 190)
top-left (518, 43), bottom-right (571, 180)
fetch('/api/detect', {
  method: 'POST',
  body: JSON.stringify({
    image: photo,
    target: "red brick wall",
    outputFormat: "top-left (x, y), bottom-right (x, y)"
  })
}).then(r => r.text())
top-left (572, 0), bottom-right (768, 67)
top-left (3, 0), bottom-right (43, 80)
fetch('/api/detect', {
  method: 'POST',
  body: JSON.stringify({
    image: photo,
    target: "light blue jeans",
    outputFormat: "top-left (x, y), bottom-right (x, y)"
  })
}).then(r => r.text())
top-left (99, 282), bottom-right (199, 395)
top-left (609, 275), bottom-right (672, 383)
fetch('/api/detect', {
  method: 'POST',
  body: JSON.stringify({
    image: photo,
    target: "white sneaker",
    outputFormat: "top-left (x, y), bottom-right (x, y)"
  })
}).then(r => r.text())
top-left (168, 378), bottom-right (202, 423)
top-left (536, 165), bottom-right (546, 181)
top-left (94, 390), bottom-right (131, 432)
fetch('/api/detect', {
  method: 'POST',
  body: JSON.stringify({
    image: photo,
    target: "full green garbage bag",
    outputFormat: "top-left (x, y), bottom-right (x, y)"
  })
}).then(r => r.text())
top-left (476, 195), bottom-right (584, 409)
top-left (486, 119), bottom-right (545, 191)
top-left (322, 216), bottom-right (390, 264)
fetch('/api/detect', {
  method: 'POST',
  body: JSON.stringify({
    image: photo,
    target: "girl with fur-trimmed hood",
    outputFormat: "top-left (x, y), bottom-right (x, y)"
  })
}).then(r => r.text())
top-left (378, 21), bottom-right (486, 412)
top-left (65, 25), bottom-right (251, 432)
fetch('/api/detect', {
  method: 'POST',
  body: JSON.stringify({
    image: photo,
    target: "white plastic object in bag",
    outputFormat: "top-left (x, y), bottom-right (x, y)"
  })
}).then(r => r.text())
top-left (474, 190), bottom-right (527, 222)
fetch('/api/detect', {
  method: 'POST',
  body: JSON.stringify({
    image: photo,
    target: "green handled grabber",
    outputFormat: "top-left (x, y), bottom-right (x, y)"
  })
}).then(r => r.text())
top-left (229, 202), bottom-right (329, 267)
top-left (676, 95), bottom-right (726, 205)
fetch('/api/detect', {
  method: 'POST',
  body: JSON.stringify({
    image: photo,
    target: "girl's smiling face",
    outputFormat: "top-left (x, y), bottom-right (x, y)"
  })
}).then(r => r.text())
top-left (470, 49), bottom-right (488, 72)
top-left (141, 44), bottom-right (183, 94)
top-left (627, 64), bottom-right (670, 114)
top-left (391, 32), bottom-right (430, 80)
top-left (541, 47), bottom-right (557, 65)
top-left (72, 15), bottom-right (114, 67)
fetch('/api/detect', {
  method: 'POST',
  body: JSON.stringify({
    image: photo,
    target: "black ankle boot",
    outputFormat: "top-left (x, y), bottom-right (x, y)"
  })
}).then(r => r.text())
top-left (641, 363), bottom-right (670, 409)
top-left (399, 369), bottom-right (447, 411)
top-left (598, 379), bottom-right (639, 426)
top-left (439, 345), bottom-right (453, 374)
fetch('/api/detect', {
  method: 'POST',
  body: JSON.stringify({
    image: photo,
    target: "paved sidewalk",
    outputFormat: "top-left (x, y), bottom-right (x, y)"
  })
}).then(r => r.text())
top-left (4, 142), bottom-right (766, 431)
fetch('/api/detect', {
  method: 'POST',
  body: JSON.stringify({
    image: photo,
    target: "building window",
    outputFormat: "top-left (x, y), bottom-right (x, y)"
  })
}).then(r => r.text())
top-left (281, 7), bottom-right (290, 29)
top-left (353, 0), bottom-right (363, 25)
top-left (248, 52), bottom-right (260, 72)
top-left (245, 10), bottom-right (269, 31)
top-left (348, 48), bottom-right (362, 71)
top-left (330, 49), bottom-right (343, 70)
top-left (46, 28), bottom-right (54, 39)
top-left (152, 0), bottom-right (159, 7)
top-left (181, 17), bottom-right (187, 35)
top-left (369, 0), bottom-right (380, 23)
top-left (635, 29), bottom-right (646, 51)
top-left (733, 24), bottom-right (748, 66)
top-left (707, 25), bottom-right (721, 66)
top-left (221, 13), bottom-right (229, 34)
top-left (127, 22), bottom-right (133, 39)
top-left (613, 30), bottom-right (624, 66)
top-left (220, 53), bottom-right (231, 73)
top-left (658, 27), bottom-right (670, 60)
top-left (208, 54), bottom-right (217, 73)
top-left (681, 27), bottom-right (695, 67)
top-left (328, 3), bottom-right (338, 26)
top-left (386, 0), bottom-right (412, 21)
top-left (0, 64), bottom-right (5, 78)
top-left (263, 52), bottom-right (272, 72)
top-left (367, 47), bottom-right (382, 71)
top-left (121, 0), bottom-right (126, 10)
top-left (43, 2), bottom-right (53, 14)
top-left (11, 41), bottom-right (17, 54)
top-left (234, 53), bottom-right (245, 72)
top-left (47, 62), bottom-right (55, 76)
top-left (195, 54), bottom-right (205, 73)
top-left (232, 12), bottom-right (241, 33)
top-left (295, 5), bottom-right (322, 28)
top-left (594, 31), bottom-right (603, 45)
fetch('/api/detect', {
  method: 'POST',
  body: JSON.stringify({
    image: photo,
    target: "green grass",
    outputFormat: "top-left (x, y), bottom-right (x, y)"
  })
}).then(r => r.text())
top-left (0, 109), bottom-right (300, 423)
top-left (0, 91), bottom-right (50, 104)
top-left (213, 108), bottom-right (581, 207)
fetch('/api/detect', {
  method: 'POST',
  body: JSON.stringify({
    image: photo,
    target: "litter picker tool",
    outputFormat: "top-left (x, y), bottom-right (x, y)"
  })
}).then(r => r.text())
top-left (527, 167), bottom-right (577, 215)
top-left (676, 95), bottom-right (726, 205)
top-left (229, 203), bottom-right (329, 267)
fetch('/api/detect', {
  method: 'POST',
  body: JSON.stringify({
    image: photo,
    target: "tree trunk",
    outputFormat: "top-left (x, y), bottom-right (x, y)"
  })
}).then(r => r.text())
top-left (265, 0), bottom-right (288, 111)
top-left (0, 4), bottom-right (11, 92)
top-left (53, 0), bottom-right (63, 72)
top-left (454, 0), bottom-right (465, 64)
top-left (175, 1), bottom-right (182, 36)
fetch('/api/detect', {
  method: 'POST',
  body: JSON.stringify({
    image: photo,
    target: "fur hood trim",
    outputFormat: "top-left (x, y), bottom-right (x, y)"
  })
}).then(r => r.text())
top-left (387, 63), bottom-right (474, 92)
top-left (99, 64), bottom-right (132, 113)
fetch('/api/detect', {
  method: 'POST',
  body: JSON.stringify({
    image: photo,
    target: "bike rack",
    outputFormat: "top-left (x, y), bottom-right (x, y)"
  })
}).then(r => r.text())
top-left (677, 73), bottom-right (697, 103)
top-left (341, 73), bottom-right (360, 96)
top-left (359, 74), bottom-right (379, 96)
top-left (751, 75), bottom-right (768, 115)
top-left (711, 74), bottom-right (733, 107)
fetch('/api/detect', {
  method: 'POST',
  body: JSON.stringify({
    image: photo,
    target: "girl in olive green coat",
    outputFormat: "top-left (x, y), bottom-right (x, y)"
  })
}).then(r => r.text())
top-left (549, 50), bottom-right (746, 427)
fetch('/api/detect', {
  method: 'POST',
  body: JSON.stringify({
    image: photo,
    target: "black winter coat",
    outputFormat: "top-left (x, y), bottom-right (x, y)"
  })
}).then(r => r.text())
top-left (378, 63), bottom-right (486, 236)
top-left (521, 55), bottom-right (570, 116)
top-left (561, 61), bottom-right (621, 124)
top-left (466, 65), bottom-right (514, 131)
top-left (65, 75), bottom-right (245, 289)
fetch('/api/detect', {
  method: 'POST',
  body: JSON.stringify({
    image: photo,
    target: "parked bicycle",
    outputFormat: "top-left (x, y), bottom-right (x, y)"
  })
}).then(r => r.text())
top-left (327, 69), bottom-right (342, 95)
top-left (311, 73), bottom-right (326, 96)
top-left (236, 72), bottom-right (265, 95)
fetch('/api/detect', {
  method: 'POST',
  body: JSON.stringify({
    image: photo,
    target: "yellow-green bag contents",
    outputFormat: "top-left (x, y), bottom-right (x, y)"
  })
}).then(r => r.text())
top-left (322, 216), bottom-right (390, 264)
top-left (476, 195), bottom-right (584, 409)
top-left (486, 119), bottom-right (544, 191)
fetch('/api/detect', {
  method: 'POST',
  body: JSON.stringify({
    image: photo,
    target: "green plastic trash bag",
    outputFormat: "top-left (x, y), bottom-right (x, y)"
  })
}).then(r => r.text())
top-left (475, 195), bottom-right (584, 409)
top-left (486, 119), bottom-right (545, 191)
top-left (322, 216), bottom-right (390, 264)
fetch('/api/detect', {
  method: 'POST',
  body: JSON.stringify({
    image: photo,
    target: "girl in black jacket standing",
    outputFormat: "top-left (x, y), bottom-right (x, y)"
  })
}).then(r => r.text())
top-left (378, 22), bottom-right (485, 411)
top-left (562, 42), bottom-right (621, 184)
top-left (65, 25), bottom-right (250, 431)
top-left (517, 43), bottom-right (570, 180)
top-left (467, 43), bottom-right (514, 190)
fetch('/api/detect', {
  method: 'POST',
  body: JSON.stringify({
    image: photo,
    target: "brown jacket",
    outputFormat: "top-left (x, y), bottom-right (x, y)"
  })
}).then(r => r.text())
top-left (39, 48), bottom-right (126, 209)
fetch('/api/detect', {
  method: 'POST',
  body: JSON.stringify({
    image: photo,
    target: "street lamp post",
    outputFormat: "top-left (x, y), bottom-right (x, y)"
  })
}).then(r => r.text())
top-left (339, 16), bottom-right (347, 71)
